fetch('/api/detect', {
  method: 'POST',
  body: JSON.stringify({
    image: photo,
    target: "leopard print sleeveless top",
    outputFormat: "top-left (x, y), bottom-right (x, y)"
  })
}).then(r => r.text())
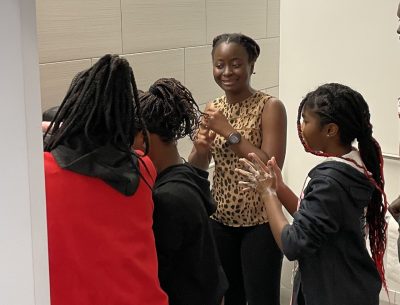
top-left (210, 91), bottom-right (272, 226)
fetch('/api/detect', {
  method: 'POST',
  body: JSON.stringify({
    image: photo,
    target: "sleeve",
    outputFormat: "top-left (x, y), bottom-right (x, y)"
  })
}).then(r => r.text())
top-left (152, 189), bottom-right (185, 279)
top-left (281, 175), bottom-right (343, 261)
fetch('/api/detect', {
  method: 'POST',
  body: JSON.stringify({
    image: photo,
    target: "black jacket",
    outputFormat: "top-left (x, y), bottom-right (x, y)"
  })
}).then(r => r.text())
top-left (153, 163), bottom-right (228, 305)
top-left (282, 161), bottom-right (381, 305)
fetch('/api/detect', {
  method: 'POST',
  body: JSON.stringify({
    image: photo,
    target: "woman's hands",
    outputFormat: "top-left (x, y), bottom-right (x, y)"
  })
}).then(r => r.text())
top-left (236, 153), bottom-right (278, 196)
top-left (204, 104), bottom-right (235, 138)
top-left (193, 121), bottom-right (216, 155)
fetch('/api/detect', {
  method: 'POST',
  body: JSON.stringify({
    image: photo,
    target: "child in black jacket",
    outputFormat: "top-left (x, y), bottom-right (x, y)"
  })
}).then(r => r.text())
top-left (134, 78), bottom-right (228, 305)
top-left (237, 83), bottom-right (388, 305)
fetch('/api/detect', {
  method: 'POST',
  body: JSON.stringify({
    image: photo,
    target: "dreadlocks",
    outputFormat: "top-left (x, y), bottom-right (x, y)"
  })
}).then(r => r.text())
top-left (212, 33), bottom-right (260, 64)
top-left (44, 54), bottom-right (151, 188)
top-left (139, 78), bottom-right (201, 142)
top-left (296, 83), bottom-right (388, 289)
top-left (44, 54), bottom-right (145, 152)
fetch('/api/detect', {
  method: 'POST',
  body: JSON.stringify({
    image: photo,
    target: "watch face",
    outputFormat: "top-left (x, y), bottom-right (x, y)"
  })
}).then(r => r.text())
top-left (228, 132), bottom-right (241, 144)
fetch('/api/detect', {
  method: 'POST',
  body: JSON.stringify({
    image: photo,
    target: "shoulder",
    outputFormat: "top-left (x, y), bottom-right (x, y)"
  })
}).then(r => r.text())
top-left (44, 152), bottom-right (61, 175)
top-left (153, 182), bottom-right (206, 220)
top-left (262, 94), bottom-right (286, 112)
top-left (259, 94), bottom-right (286, 123)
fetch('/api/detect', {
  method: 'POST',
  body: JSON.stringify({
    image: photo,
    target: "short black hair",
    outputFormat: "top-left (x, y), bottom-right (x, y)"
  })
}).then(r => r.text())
top-left (212, 33), bottom-right (260, 63)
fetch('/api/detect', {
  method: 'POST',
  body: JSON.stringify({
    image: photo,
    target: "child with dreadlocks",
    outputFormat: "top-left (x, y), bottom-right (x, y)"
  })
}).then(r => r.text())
top-left (237, 83), bottom-right (387, 305)
top-left (134, 78), bottom-right (228, 305)
top-left (43, 54), bottom-right (168, 305)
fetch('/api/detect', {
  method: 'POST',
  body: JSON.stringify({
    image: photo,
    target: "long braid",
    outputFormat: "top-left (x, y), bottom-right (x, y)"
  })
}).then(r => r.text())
top-left (139, 78), bottom-right (202, 142)
top-left (297, 83), bottom-right (388, 290)
top-left (44, 54), bottom-right (153, 190)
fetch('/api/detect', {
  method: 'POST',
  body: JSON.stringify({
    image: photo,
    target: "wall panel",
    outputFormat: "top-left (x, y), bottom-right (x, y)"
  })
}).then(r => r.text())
top-left (36, 0), bottom-right (122, 63)
top-left (39, 59), bottom-right (91, 111)
top-left (206, 0), bottom-right (267, 42)
top-left (123, 49), bottom-right (185, 91)
top-left (122, 0), bottom-right (206, 53)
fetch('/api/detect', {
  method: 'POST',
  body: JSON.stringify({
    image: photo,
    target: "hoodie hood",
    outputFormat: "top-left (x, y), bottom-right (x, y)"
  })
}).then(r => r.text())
top-left (308, 161), bottom-right (374, 209)
top-left (51, 134), bottom-right (140, 196)
top-left (154, 163), bottom-right (216, 216)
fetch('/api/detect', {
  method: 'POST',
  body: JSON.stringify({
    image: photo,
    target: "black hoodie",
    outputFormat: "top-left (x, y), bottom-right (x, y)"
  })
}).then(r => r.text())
top-left (153, 163), bottom-right (228, 305)
top-left (283, 161), bottom-right (381, 305)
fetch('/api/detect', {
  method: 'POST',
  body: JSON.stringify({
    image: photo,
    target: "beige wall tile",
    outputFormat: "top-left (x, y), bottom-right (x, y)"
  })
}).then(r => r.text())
top-left (36, 0), bottom-right (122, 63)
top-left (39, 59), bottom-right (91, 111)
top-left (122, 0), bottom-right (206, 54)
top-left (251, 38), bottom-right (279, 90)
top-left (184, 46), bottom-right (223, 108)
top-left (206, 0), bottom-right (267, 43)
top-left (266, 86), bottom-right (279, 98)
top-left (123, 49), bottom-right (185, 92)
top-left (267, 0), bottom-right (280, 37)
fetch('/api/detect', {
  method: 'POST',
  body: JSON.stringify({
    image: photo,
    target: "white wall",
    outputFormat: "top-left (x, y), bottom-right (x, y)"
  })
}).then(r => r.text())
top-left (0, 0), bottom-right (50, 304)
top-left (280, 0), bottom-right (400, 302)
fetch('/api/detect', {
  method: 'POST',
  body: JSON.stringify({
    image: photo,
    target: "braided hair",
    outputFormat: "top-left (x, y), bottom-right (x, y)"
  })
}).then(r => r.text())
top-left (296, 83), bottom-right (388, 289)
top-left (44, 54), bottom-right (151, 186)
top-left (212, 33), bottom-right (260, 64)
top-left (44, 54), bottom-right (145, 150)
top-left (139, 78), bottom-right (201, 142)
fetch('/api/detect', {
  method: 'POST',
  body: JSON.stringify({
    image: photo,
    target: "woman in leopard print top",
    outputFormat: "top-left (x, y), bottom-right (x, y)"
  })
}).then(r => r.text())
top-left (189, 33), bottom-right (287, 305)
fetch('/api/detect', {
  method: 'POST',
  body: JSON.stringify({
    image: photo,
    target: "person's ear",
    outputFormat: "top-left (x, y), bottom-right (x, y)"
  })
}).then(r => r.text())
top-left (250, 62), bottom-right (255, 75)
top-left (132, 131), bottom-right (145, 152)
top-left (326, 123), bottom-right (339, 138)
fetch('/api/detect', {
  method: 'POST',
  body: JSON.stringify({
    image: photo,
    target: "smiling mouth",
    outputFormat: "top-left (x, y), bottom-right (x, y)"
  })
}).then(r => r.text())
top-left (222, 80), bottom-right (235, 85)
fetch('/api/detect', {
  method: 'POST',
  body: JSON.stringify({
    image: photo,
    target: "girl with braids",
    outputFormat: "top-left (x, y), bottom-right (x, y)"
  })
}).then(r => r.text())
top-left (134, 78), bottom-right (228, 305)
top-left (43, 54), bottom-right (168, 305)
top-left (237, 83), bottom-right (387, 305)
top-left (189, 33), bottom-right (287, 305)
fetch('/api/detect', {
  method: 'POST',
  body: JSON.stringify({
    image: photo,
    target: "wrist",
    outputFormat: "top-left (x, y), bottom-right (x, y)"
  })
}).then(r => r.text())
top-left (261, 189), bottom-right (277, 199)
top-left (225, 129), bottom-right (241, 146)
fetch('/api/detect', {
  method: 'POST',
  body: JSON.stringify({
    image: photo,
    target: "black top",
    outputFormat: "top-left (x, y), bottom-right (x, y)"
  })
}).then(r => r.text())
top-left (282, 161), bottom-right (381, 305)
top-left (153, 163), bottom-right (228, 305)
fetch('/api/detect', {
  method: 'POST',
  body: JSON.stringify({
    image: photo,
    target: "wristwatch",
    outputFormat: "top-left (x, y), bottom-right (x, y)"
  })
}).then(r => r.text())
top-left (226, 131), bottom-right (241, 146)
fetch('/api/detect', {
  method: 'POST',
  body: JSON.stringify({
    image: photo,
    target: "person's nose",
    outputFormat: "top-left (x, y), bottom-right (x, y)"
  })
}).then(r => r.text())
top-left (222, 65), bottom-right (233, 76)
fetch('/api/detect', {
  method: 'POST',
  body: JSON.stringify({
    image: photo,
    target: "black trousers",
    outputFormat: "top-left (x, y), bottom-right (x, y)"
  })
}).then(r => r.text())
top-left (211, 220), bottom-right (283, 305)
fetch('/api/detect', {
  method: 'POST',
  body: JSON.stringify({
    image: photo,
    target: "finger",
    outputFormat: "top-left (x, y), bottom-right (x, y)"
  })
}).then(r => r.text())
top-left (235, 168), bottom-right (255, 180)
top-left (238, 181), bottom-right (256, 191)
top-left (239, 158), bottom-right (259, 175)
top-left (267, 162), bottom-right (275, 176)
top-left (208, 130), bottom-right (216, 141)
top-left (248, 153), bottom-right (269, 173)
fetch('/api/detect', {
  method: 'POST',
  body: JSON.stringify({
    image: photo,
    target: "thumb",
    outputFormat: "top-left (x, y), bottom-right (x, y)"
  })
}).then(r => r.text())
top-left (209, 130), bottom-right (216, 140)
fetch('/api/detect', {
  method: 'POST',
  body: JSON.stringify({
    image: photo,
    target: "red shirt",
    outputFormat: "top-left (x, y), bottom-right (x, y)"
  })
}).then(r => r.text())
top-left (44, 152), bottom-right (168, 305)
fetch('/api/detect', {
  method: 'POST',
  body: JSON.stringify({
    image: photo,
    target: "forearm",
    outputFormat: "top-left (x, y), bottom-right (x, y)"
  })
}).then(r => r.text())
top-left (277, 183), bottom-right (299, 216)
top-left (188, 147), bottom-right (211, 171)
top-left (229, 138), bottom-right (269, 164)
top-left (261, 191), bottom-right (289, 251)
